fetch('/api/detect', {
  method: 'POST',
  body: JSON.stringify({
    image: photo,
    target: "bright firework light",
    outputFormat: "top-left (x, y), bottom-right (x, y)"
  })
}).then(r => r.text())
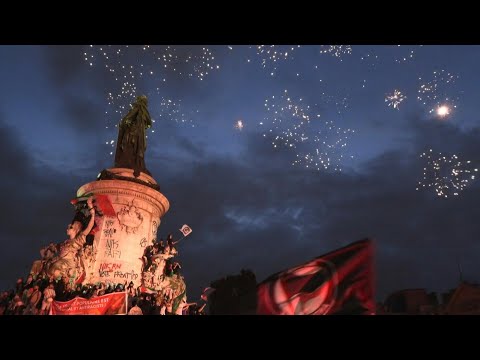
top-left (417, 69), bottom-right (460, 115)
top-left (234, 120), bottom-right (244, 131)
top-left (436, 105), bottom-right (451, 118)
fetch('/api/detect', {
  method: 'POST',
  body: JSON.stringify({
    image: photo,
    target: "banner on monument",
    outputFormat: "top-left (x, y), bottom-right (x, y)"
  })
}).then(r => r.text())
top-left (51, 291), bottom-right (128, 315)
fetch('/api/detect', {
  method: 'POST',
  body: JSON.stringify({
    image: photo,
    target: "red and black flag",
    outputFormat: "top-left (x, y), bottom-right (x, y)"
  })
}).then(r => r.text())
top-left (257, 238), bottom-right (375, 315)
top-left (71, 193), bottom-right (116, 218)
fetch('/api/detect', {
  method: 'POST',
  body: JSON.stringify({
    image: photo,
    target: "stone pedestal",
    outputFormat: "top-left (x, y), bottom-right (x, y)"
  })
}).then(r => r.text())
top-left (77, 168), bottom-right (169, 289)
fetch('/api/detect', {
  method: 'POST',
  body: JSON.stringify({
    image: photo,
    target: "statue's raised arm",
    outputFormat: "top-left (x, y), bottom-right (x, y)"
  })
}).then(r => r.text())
top-left (114, 95), bottom-right (152, 177)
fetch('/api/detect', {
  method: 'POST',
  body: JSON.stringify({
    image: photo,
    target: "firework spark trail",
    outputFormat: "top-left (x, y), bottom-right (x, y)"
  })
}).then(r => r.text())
top-left (319, 45), bottom-right (352, 60)
top-left (359, 48), bottom-right (380, 70)
top-left (157, 97), bottom-right (198, 127)
top-left (85, 45), bottom-right (220, 108)
top-left (417, 69), bottom-right (460, 115)
top-left (249, 45), bottom-right (301, 76)
top-left (416, 149), bottom-right (478, 198)
top-left (251, 45), bottom-right (351, 75)
top-left (84, 45), bottom-right (216, 153)
top-left (261, 89), bottom-right (355, 172)
top-left (318, 92), bottom-right (349, 115)
top-left (292, 124), bottom-right (355, 172)
top-left (261, 89), bottom-right (312, 149)
top-left (358, 45), bottom-right (422, 66)
top-left (394, 45), bottom-right (423, 63)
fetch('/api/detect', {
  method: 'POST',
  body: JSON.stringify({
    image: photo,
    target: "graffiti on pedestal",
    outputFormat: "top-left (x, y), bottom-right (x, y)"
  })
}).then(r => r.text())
top-left (103, 228), bottom-right (116, 238)
top-left (98, 262), bottom-right (122, 277)
top-left (83, 243), bottom-right (97, 280)
top-left (105, 239), bottom-right (121, 259)
top-left (104, 219), bottom-right (115, 228)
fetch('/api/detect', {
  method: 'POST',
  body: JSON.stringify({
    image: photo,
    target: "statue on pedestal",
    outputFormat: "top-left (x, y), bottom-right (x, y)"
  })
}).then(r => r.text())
top-left (114, 95), bottom-right (152, 177)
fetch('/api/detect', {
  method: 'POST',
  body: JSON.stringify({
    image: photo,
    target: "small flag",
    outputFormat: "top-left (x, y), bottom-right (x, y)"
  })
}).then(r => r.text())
top-left (201, 287), bottom-right (215, 301)
top-left (70, 193), bottom-right (116, 217)
top-left (139, 286), bottom-right (156, 295)
top-left (70, 193), bottom-right (93, 205)
top-left (172, 290), bottom-right (187, 314)
top-left (179, 224), bottom-right (192, 237)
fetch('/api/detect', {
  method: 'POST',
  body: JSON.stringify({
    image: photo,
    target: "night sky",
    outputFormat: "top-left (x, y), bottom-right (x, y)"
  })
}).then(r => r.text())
top-left (1, 45), bottom-right (480, 302)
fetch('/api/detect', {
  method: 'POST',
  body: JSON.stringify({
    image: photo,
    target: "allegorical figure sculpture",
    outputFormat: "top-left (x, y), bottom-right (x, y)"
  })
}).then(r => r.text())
top-left (114, 95), bottom-right (152, 177)
top-left (47, 197), bottom-right (96, 283)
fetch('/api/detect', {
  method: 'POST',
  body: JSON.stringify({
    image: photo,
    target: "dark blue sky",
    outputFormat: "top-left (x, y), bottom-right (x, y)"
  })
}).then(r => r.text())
top-left (1, 45), bottom-right (480, 301)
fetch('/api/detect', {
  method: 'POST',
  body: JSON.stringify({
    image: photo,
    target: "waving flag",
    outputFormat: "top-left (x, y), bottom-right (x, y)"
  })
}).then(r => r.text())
top-left (93, 194), bottom-right (116, 217)
top-left (257, 239), bottom-right (375, 315)
top-left (179, 224), bottom-right (192, 237)
top-left (201, 287), bottom-right (216, 301)
top-left (71, 193), bottom-right (116, 217)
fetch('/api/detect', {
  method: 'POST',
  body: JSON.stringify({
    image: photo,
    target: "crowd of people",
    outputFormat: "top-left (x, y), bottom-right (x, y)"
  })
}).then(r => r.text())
top-left (0, 273), bottom-right (206, 315)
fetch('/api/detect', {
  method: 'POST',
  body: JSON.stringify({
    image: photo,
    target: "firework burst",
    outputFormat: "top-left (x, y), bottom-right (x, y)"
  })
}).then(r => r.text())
top-left (394, 45), bottom-right (422, 63)
top-left (84, 45), bottom-right (215, 154)
top-left (385, 89), bottom-right (406, 110)
top-left (319, 45), bottom-right (352, 60)
top-left (250, 45), bottom-right (301, 75)
top-left (416, 149), bottom-right (478, 198)
top-left (261, 89), bottom-right (355, 172)
top-left (234, 120), bottom-right (244, 131)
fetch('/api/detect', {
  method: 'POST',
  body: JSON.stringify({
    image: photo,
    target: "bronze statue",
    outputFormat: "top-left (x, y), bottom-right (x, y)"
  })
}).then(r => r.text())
top-left (114, 95), bottom-right (152, 177)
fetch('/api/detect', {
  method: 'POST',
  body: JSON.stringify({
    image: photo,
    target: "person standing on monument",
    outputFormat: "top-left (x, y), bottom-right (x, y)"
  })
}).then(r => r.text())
top-left (114, 95), bottom-right (152, 177)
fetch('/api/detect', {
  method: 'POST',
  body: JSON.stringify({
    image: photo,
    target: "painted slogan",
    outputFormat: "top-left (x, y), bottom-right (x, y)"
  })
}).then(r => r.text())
top-left (89, 199), bottom-right (158, 287)
top-left (51, 292), bottom-right (127, 315)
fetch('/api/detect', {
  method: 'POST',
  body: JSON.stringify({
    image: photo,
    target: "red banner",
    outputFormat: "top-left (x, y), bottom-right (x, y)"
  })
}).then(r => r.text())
top-left (51, 292), bottom-right (127, 315)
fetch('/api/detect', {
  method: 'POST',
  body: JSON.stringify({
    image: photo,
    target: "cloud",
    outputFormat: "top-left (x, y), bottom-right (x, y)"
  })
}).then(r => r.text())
top-left (0, 115), bottom-right (87, 289)
top-left (148, 111), bottom-right (480, 302)
top-left (2, 46), bottom-right (480, 309)
top-left (60, 94), bottom-right (106, 131)
top-left (0, 111), bottom-right (110, 290)
top-left (42, 45), bottom-right (87, 87)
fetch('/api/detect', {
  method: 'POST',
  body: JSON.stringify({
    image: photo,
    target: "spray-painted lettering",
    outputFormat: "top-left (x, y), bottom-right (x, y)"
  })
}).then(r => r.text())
top-left (103, 228), bottom-right (116, 238)
top-left (105, 219), bottom-right (115, 228)
top-left (99, 263), bottom-right (122, 272)
top-left (113, 270), bottom-right (139, 280)
top-left (105, 239), bottom-right (121, 259)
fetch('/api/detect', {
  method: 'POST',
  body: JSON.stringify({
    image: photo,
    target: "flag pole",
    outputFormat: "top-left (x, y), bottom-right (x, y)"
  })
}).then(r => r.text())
top-left (174, 224), bottom-right (192, 245)
top-left (456, 256), bottom-right (463, 284)
top-left (173, 234), bottom-right (186, 245)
